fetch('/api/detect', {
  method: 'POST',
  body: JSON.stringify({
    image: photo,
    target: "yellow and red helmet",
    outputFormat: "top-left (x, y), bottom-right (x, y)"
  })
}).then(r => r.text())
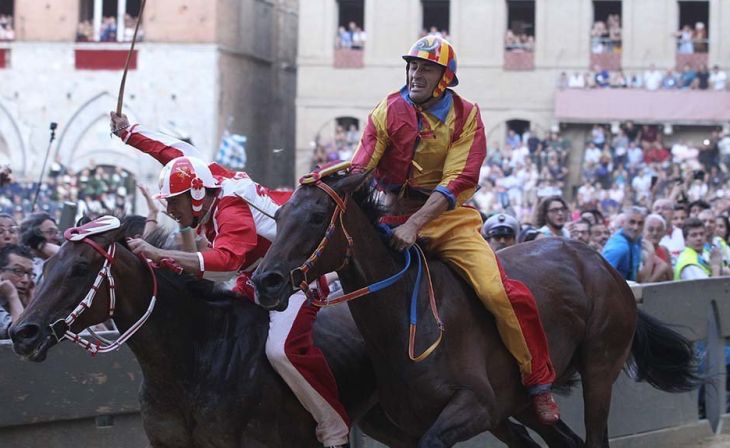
top-left (156, 156), bottom-right (219, 217)
top-left (402, 35), bottom-right (458, 98)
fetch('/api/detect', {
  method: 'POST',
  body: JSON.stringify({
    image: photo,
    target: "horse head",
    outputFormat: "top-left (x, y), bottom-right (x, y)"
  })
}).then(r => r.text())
top-left (10, 215), bottom-right (147, 361)
top-left (253, 170), bottom-right (369, 311)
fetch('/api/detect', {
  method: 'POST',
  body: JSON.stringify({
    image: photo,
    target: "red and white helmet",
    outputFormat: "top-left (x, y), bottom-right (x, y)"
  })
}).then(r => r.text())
top-left (156, 156), bottom-right (219, 216)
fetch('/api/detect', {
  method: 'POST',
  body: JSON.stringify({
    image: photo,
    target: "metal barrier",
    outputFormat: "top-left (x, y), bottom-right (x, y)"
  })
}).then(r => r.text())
top-left (2, 279), bottom-right (730, 447)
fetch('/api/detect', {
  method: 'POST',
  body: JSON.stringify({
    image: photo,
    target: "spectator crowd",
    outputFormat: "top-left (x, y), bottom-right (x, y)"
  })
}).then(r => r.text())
top-left (76, 14), bottom-right (142, 42)
top-left (335, 21), bottom-right (366, 49)
top-left (591, 13), bottom-right (622, 54)
top-left (559, 63), bottom-right (727, 91)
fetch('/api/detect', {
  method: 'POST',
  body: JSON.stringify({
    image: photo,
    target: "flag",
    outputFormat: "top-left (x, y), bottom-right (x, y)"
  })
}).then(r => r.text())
top-left (215, 131), bottom-right (247, 170)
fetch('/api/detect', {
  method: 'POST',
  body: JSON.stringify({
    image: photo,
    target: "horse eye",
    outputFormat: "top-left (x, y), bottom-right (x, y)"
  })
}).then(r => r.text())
top-left (309, 213), bottom-right (326, 225)
top-left (71, 263), bottom-right (89, 277)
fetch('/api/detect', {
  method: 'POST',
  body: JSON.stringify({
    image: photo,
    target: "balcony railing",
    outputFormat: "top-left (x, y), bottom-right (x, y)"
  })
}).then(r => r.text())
top-left (590, 52), bottom-right (621, 71)
top-left (676, 52), bottom-right (708, 71)
top-left (74, 43), bottom-right (138, 70)
top-left (333, 48), bottom-right (364, 69)
top-left (504, 50), bottom-right (534, 71)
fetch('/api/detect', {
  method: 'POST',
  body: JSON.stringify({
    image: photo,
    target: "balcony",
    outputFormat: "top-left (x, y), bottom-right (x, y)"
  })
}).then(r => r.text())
top-left (590, 52), bottom-right (621, 71)
top-left (333, 48), bottom-right (364, 69)
top-left (555, 89), bottom-right (730, 124)
top-left (74, 43), bottom-right (138, 71)
top-left (503, 51), bottom-right (534, 71)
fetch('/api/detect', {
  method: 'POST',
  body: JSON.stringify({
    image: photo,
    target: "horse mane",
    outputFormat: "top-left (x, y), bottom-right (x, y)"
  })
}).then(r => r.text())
top-left (331, 175), bottom-right (387, 230)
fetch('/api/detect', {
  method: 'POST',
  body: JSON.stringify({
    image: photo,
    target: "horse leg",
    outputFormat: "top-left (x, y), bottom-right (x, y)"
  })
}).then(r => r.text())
top-left (580, 357), bottom-right (622, 448)
top-left (416, 389), bottom-right (493, 448)
top-left (491, 420), bottom-right (542, 448)
top-left (358, 404), bottom-right (419, 448)
top-left (513, 411), bottom-right (585, 448)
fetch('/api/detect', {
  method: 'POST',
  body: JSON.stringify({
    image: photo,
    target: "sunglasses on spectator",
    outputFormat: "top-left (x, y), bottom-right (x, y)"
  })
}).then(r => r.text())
top-left (0, 226), bottom-right (19, 235)
top-left (1, 267), bottom-right (34, 279)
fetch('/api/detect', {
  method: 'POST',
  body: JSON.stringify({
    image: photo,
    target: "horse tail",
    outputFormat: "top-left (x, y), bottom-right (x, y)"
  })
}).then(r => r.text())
top-left (627, 309), bottom-right (701, 392)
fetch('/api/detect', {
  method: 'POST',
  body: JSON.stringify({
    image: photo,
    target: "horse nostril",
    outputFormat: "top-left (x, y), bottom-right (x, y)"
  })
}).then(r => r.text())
top-left (11, 323), bottom-right (41, 344)
top-left (261, 272), bottom-right (285, 290)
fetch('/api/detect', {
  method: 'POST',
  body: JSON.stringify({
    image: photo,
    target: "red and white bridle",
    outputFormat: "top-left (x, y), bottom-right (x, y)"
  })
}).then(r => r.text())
top-left (49, 216), bottom-right (158, 356)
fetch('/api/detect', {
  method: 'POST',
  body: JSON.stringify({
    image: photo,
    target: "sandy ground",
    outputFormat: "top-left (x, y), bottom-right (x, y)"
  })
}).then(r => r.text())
top-left (695, 434), bottom-right (730, 447)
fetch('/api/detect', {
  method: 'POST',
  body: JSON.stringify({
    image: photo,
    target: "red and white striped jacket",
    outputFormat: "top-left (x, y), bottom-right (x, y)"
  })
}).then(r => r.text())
top-left (119, 125), bottom-right (291, 297)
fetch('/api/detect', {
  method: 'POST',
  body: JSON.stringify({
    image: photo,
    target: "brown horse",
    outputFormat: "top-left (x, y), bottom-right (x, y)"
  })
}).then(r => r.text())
top-left (8, 216), bottom-right (412, 448)
top-left (252, 172), bottom-right (699, 448)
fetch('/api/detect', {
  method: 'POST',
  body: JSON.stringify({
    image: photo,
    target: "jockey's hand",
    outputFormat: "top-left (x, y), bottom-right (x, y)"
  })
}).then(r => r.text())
top-left (126, 238), bottom-right (161, 262)
top-left (110, 111), bottom-right (131, 136)
top-left (390, 222), bottom-right (419, 252)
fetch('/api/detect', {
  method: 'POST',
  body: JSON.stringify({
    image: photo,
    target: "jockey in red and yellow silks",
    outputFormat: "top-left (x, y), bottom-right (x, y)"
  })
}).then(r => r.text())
top-left (351, 35), bottom-right (560, 425)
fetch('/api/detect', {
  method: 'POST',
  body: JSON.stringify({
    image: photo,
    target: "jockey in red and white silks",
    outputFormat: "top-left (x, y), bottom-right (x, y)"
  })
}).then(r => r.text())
top-left (112, 117), bottom-right (350, 447)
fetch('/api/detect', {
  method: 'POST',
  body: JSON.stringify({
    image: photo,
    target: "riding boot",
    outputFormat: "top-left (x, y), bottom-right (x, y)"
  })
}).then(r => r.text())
top-left (531, 390), bottom-right (560, 426)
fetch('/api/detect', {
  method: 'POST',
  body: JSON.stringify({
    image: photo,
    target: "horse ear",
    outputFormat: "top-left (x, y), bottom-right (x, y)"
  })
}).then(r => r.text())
top-left (331, 171), bottom-right (372, 195)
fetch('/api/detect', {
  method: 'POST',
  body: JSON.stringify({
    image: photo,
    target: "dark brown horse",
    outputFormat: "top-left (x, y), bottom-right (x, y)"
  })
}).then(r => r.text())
top-left (8, 217), bottom-right (411, 448)
top-left (252, 172), bottom-right (699, 448)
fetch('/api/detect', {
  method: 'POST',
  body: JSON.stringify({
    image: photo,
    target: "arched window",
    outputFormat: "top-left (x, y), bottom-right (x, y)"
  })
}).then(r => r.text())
top-left (311, 117), bottom-right (361, 170)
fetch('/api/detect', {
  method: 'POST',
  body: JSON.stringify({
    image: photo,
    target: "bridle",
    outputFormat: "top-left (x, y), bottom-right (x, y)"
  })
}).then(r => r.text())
top-left (289, 167), bottom-right (354, 305)
top-left (48, 217), bottom-right (158, 356)
top-left (287, 165), bottom-right (444, 361)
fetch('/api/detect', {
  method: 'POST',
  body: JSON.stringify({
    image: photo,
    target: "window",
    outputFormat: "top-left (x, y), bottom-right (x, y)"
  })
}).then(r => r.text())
top-left (77, 0), bottom-right (143, 43)
top-left (311, 117), bottom-right (361, 168)
top-left (335, 0), bottom-right (365, 50)
top-left (676, 1), bottom-right (709, 54)
top-left (0, 0), bottom-right (14, 41)
top-left (591, 1), bottom-right (621, 54)
top-left (421, 0), bottom-right (450, 40)
top-left (505, 0), bottom-right (535, 52)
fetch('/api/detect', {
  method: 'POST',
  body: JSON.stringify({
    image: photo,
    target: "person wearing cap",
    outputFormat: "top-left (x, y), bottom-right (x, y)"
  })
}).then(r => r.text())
top-left (482, 213), bottom-right (519, 251)
top-left (109, 113), bottom-right (351, 448)
top-left (350, 35), bottom-right (559, 425)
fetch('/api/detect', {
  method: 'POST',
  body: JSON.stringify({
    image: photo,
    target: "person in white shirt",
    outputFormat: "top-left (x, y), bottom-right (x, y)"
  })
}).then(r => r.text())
top-left (643, 64), bottom-right (664, 91)
top-left (710, 65), bottom-right (727, 91)
top-left (583, 142), bottom-right (602, 166)
top-left (568, 72), bottom-right (585, 88)
top-left (655, 199), bottom-right (685, 268)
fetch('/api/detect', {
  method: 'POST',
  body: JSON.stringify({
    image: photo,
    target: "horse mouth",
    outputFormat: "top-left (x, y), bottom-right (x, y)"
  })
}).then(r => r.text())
top-left (16, 334), bottom-right (55, 362)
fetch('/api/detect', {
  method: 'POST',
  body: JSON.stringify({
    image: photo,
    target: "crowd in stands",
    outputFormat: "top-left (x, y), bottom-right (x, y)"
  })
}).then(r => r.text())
top-left (0, 14), bottom-right (14, 41)
top-left (76, 14), bottom-right (142, 42)
top-left (675, 22), bottom-right (708, 54)
top-left (504, 29), bottom-right (534, 52)
top-left (558, 63), bottom-right (727, 91)
top-left (477, 121), bottom-right (730, 288)
top-left (591, 13), bottom-right (622, 54)
top-left (0, 161), bottom-right (140, 337)
top-left (335, 21), bottom-right (366, 49)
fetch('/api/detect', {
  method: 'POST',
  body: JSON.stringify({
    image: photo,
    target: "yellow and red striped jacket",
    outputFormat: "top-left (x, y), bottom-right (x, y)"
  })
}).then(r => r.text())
top-left (351, 87), bottom-right (486, 208)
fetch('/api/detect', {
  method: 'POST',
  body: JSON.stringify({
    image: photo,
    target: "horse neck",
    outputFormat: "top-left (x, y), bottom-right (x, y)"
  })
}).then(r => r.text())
top-left (339, 201), bottom-right (413, 342)
top-left (111, 252), bottom-right (191, 383)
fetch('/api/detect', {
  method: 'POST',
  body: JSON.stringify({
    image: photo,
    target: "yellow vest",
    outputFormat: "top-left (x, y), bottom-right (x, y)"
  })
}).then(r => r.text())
top-left (674, 247), bottom-right (711, 280)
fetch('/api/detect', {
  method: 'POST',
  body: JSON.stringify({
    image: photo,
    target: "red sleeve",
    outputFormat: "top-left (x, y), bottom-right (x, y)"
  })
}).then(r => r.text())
top-left (200, 197), bottom-right (258, 275)
top-left (119, 125), bottom-right (205, 166)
